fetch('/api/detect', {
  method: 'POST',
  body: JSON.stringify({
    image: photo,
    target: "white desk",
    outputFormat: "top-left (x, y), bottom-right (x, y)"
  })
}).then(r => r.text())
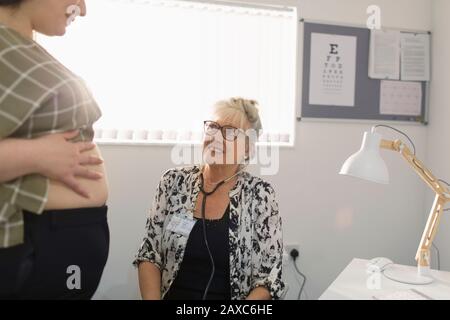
top-left (320, 258), bottom-right (450, 300)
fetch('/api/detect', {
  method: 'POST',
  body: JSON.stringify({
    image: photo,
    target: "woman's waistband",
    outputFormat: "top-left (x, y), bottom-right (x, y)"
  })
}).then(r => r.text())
top-left (23, 205), bottom-right (108, 228)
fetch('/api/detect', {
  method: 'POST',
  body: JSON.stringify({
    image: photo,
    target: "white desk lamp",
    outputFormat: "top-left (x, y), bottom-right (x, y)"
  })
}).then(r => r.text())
top-left (340, 125), bottom-right (450, 285)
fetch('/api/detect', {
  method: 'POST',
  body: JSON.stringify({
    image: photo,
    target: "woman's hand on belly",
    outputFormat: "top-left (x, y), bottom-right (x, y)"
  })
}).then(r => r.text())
top-left (32, 130), bottom-right (105, 198)
top-left (45, 145), bottom-right (109, 210)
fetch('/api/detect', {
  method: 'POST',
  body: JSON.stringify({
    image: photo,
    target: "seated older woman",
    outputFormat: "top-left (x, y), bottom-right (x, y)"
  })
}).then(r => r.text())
top-left (133, 98), bottom-right (285, 300)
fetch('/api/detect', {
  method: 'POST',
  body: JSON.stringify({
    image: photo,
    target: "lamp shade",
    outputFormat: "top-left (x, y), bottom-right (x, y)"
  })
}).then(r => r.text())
top-left (339, 131), bottom-right (389, 184)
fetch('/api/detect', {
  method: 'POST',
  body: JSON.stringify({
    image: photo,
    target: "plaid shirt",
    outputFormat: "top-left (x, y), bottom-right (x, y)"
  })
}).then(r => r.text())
top-left (0, 23), bottom-right (102, 248)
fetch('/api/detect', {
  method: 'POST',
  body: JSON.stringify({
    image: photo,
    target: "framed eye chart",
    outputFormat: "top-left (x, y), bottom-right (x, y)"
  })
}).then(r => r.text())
top-left (299, 21), bottom-right (429, 124)
top-left (308, 32), bottom-right (357, 107)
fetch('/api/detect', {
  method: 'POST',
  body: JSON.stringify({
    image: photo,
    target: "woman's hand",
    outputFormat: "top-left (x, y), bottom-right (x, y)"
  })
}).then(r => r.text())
top-left (32, 130), bottom-right (104, 198)
top-left (246, 286), bottom-right (272, 300)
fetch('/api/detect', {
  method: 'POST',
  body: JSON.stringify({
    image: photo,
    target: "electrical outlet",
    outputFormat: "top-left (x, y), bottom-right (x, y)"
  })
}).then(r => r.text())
top-left (285, 243), bottom-right (300, 258)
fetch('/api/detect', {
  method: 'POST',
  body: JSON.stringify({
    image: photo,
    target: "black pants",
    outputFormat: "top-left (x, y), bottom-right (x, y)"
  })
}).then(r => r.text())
top-left (0, 206), bottom-right (109, 300)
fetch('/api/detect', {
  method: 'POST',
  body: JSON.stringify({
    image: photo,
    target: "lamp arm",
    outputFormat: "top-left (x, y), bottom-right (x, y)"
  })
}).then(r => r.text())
top-left (416, 195), bottom-right (446, 265)
top-left (380, 139), bottom-right (450, 198)
top-left (380, 139), bottom-right (450, 268)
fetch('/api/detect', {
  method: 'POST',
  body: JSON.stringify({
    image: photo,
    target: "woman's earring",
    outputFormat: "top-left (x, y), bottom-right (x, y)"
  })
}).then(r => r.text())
top-left (244, 147), bottom-right (250, 163)
top-left (66, 5), bottom-right (82, 26)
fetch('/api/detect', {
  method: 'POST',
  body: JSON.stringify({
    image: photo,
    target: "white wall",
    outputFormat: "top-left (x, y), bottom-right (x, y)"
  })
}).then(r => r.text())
top-left (93, 0), bottom-right (434, 300)
top-left (425, 0), bottom-right (450, 272)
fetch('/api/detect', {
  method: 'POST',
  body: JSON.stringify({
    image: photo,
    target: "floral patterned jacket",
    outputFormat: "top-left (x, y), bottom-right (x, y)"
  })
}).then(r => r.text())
top-left (133, 165), bottom-right (285, 300)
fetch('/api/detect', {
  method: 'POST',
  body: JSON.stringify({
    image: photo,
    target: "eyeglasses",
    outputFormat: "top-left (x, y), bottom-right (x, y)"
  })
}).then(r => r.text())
top-left (204, 120), bottom-right (244, 142)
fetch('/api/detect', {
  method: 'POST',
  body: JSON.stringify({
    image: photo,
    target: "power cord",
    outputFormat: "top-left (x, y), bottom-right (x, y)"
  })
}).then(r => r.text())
top-left (290, 249), bottom-right (307, 300)
top-left (431, 243), bottom-right (441, 271)
top-left (373, 124), bottom-right (416, 155)
top-left (438, 179), bottom-right (450, 212)
top-left (430, 179), bottom-right (450, 270)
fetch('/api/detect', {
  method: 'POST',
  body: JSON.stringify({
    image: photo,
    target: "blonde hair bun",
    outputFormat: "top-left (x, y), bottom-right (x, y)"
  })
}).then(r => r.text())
top-left (230, 97), bottom-right (262, 133)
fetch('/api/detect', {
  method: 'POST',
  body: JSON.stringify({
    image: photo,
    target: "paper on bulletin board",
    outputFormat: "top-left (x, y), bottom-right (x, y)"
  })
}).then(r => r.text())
top-left (309, 33), bottom-right (357, 107)
top-left (380, 80), bottom-right (422, 116)
top-left (400, 33), bottom-right (430, 81)
top-left (368, 30), bottom-right (400, 80)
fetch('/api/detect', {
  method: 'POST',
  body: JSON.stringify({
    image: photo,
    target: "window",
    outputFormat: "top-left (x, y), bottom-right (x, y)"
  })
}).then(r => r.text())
top-left (38, 0), bottom-right (298, 145)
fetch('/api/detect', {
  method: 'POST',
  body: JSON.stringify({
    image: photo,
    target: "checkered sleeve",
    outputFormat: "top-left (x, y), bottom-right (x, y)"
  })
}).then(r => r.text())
top-left (0, 51), bottom-right (51, 215)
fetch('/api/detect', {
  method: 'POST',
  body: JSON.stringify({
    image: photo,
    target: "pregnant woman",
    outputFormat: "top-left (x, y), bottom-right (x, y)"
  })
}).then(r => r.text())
top-left (0, 0), bottom-right (109, 299)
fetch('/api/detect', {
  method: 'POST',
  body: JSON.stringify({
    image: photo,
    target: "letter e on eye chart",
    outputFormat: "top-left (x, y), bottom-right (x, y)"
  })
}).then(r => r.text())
top-left (309, 33), bottom-right (357, 107)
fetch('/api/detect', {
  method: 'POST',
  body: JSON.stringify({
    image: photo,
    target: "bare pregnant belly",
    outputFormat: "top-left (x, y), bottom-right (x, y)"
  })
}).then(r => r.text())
top-left (45, 146), bottom-right (109, 210)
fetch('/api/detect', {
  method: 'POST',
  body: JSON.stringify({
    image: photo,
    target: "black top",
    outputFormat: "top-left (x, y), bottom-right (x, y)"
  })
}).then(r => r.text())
top-left (164, 205), bottom-right (231, 300)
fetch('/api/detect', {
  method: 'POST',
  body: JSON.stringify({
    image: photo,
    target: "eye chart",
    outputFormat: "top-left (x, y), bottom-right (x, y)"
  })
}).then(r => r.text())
top-left (309, 33), bottom-right (357, 107)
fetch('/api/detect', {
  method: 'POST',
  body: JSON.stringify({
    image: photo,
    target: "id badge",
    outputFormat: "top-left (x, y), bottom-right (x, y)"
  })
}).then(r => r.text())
top-left (166, 214), bottom-right (197, 237)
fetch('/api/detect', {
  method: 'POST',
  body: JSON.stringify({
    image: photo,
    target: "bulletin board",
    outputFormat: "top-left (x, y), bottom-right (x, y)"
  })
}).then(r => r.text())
top-left (299, 21), bottom-right (429, 124)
